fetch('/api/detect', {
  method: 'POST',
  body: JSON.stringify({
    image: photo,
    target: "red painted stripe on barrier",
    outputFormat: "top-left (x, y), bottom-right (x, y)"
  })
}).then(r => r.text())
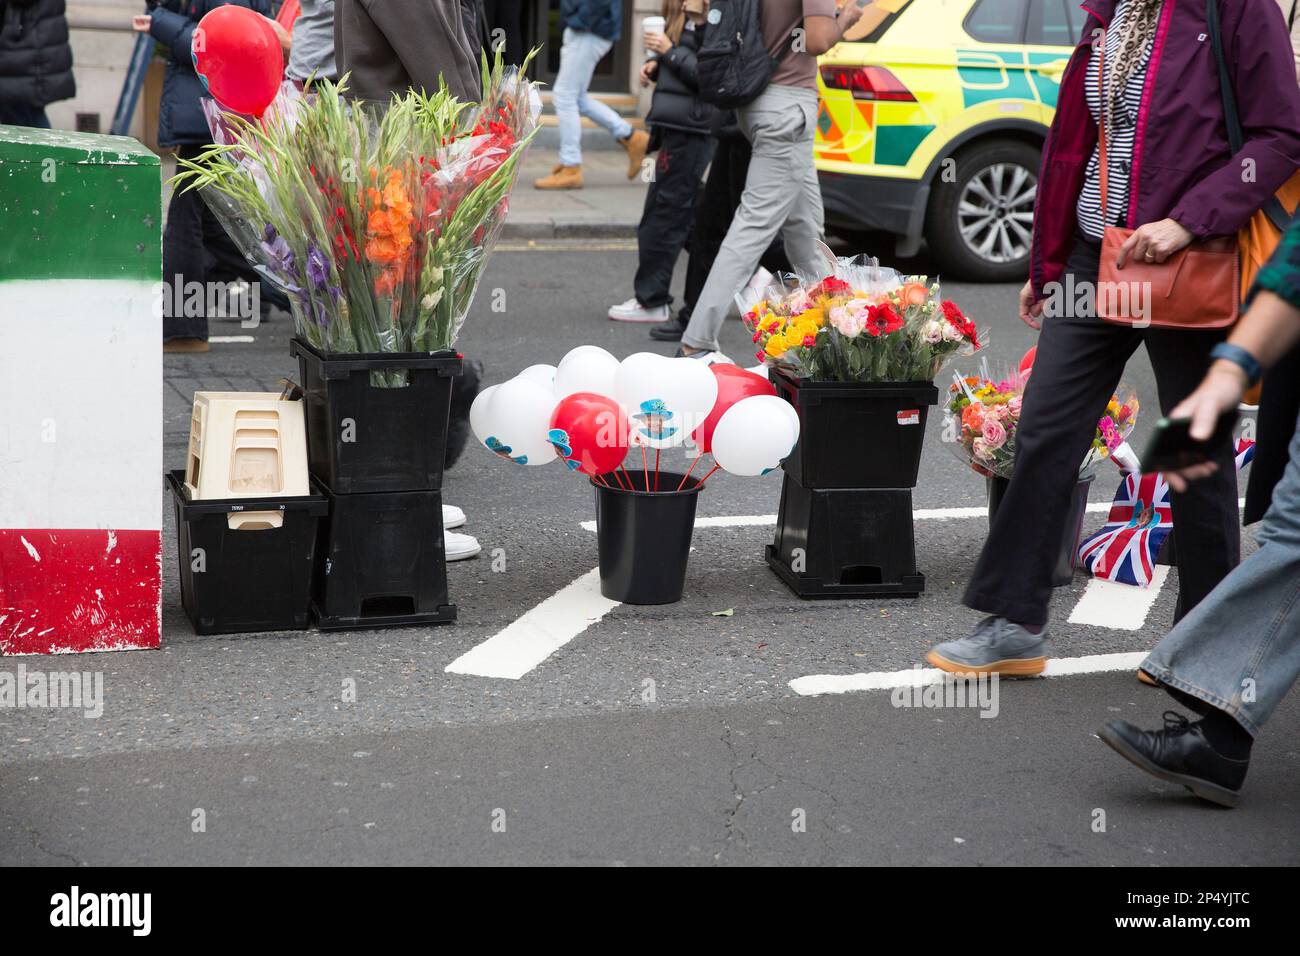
top-left (0, 529), bottom-right (161, 655)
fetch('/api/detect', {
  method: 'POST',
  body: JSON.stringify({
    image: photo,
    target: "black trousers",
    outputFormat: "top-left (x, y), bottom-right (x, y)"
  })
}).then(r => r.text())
top-left (678, 134), bottom-right (790, 324)
top-left (162, 144), bottom-right (285, 340)
top-left (963, 237), bottom-right (1241, 627)
top-left (633, 128), bottom-right (714, 309)
top-left (481, 0), bottom-right (524, 65)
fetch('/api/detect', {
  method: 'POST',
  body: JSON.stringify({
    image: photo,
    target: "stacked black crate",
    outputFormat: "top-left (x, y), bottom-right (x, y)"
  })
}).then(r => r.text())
top-left (291, 339), bottom-right (462, 629)
top-left (766, 372), bottom-right (938, 598)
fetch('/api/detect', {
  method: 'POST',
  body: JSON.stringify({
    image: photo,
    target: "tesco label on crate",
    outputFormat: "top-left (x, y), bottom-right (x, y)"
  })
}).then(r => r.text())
top-left (897, 409), bottom-right (921, 426)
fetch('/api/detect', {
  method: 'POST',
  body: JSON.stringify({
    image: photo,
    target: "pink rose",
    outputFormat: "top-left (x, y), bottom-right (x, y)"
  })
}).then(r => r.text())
top-left (1008, 396), bottom-right (1023, 415)
top-left (981, 417), bottom-right (1007, 450)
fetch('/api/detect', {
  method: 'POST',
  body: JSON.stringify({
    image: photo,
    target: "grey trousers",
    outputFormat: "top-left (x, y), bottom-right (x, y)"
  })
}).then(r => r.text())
top-left (1142, 406), bottom-right (1300, 737)
top-left (681, 84), bottom-right (826, 352)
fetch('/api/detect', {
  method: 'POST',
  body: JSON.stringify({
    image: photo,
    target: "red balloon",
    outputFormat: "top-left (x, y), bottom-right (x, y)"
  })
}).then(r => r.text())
top-left (192, 6), bottom-right (284, 117)
top-left (692, 364), bottom-right (776, 454)
top-left (548, 392), bottom-right (629, 477)
top-left (1019, 346), bottom-right (1037, 375)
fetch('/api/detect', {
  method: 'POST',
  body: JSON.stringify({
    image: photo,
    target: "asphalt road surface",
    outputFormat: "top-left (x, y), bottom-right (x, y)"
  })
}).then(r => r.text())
top-left (3, 240), bottom-right (1295, 866)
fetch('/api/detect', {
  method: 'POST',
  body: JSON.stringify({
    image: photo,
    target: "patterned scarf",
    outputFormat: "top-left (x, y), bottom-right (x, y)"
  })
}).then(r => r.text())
top-left (1106, 0), bottom-right (1164, 126)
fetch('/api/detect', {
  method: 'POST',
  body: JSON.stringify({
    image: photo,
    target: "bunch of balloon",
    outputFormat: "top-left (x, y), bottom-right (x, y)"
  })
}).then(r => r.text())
top-left (192, 6), bottom-right (285, 120)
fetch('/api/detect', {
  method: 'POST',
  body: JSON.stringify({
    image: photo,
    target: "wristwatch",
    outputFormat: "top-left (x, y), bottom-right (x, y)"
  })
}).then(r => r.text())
top-left (1209, 342), bottom-right (1263, 387)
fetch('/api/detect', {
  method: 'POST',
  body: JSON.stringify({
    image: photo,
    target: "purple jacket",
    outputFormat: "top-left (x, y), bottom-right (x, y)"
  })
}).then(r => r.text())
top-left (1029, 0), bottom-right (1300, 301)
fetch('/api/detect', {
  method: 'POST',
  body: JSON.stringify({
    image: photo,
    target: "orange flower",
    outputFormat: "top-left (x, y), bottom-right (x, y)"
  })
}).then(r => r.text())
top-left (364, 169), bottom-right (415, 293)
top-left (899, 282), bottom-right (928, 307)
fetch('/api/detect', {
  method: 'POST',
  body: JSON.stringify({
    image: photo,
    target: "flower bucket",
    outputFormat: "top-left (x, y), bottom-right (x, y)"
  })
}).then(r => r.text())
top-left (772, 369), bottom-right (938, 489)
top-left (593, 471), bottom-right (701, 605)
top-left (292, 337), bottom-right (462, 494)
top-left (987, 473), bottom-right (1094, 587)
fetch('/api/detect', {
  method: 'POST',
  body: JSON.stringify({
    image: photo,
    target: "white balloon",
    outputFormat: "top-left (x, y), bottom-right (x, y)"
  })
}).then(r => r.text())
top-left (744, 364), bottom-right (769, 380)
top-left (776, 395), bottom-right (800, 438)
top-left (615, 352), bottom-right (719, 449)
top-left (479, 377), bottom-right (557, 466)
top-left (554, 345), bottom-right (619, 399)
top-left (711, 395), bottom-right (800, 477)
top-left (518, 363), bottom-right (557, 387)
top-left (469, 384), bottom-right (499, 448)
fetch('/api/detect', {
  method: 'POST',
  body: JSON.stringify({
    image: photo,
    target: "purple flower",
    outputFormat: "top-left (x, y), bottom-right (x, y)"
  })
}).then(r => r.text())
top-left (261, 223), bottom-right (295, 275)
top-left (306, 243), bottom-right (330, 289)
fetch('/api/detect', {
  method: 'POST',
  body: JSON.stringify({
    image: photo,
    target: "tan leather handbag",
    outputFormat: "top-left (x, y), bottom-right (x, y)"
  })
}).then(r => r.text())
top-left (1093, 35), bottom-right (1239, 330)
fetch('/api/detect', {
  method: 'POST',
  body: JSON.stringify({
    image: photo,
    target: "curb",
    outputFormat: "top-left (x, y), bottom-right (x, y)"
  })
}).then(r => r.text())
top-left (500, 220), bottom-right (639, 241)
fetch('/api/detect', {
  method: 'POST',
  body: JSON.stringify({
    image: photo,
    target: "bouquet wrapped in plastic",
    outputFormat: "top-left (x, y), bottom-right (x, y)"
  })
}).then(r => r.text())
top-left (946, 362), bottom-right (1140, 479)
top-left (739, 257), bottom-right (986, 383)
top-left (175, 54), bottom-right (540, 365)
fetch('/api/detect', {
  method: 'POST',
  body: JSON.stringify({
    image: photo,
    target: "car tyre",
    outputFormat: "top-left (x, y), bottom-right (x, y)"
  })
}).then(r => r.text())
top-left (925, 139), bottom-right (1041, 282)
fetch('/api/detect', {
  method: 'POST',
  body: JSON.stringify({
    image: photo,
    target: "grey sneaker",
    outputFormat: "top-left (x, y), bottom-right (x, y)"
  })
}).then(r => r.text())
top-left (926, 616), bottom-right (1048, 677)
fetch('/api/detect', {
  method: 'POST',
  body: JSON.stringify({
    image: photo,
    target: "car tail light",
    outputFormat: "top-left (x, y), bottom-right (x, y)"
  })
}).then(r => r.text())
top-left (819, 65), bottom-right (916, 101)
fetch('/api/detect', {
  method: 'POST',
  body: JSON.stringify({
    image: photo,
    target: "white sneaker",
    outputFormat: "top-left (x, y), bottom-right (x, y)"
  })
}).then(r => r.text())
top-left (444, 530), bottom-right (481, 561)
top-left (442, 503), bottom-right (466, 529)
top-left (744, 267), bottom-right (774, 298)
top-left (608, 297), bottom-right (670, 323)
top-left (676, 347), bottom-right (734, 366)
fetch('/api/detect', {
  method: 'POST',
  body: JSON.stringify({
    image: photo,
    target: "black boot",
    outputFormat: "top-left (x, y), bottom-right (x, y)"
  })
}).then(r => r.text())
top-left (649, 308), bottom-right (688, 342)
top-left (1099, 711), bottom-right (1250, 808)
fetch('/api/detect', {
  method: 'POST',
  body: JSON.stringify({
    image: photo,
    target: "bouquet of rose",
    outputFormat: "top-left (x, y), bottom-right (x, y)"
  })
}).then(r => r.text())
top-left (174, 53), bottom-right (540, 375)
top-left (946, 366), bottom-right (1140, 478)
top-left (740, 258), bottom-right (985, 383)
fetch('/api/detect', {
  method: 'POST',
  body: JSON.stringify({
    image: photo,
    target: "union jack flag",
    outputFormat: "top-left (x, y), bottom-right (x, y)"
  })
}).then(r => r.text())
top-left (1078, 438), bottom-right (1256, 587)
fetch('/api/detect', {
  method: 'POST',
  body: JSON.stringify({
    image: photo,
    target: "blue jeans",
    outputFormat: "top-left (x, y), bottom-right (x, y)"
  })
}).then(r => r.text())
top-left (1143, 406), bottom-right (1300, 737)
top-left (553, 27), bottom-right (630, 166)
top-left (0, 103), bottom-right (51, 129)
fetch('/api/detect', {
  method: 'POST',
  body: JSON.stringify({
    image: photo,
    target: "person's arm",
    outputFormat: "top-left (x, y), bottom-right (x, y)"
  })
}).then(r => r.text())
top-left (1166, 0), bottom-right (1300, 239)
top-left (803, 2), bottom-right (864, 57)
top-left (656, 28), bottom-right (702, 89)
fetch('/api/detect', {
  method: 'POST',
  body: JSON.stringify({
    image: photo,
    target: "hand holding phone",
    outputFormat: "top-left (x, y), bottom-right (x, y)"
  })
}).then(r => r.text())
top-left (1139, 409), bottom-right (1238, 479)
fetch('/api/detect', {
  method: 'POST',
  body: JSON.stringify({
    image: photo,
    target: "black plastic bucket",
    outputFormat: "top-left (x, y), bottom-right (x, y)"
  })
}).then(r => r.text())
top-left (593, 470), bottom-right (701, 604)
top-left (988, 473), bottom-right (1093, 587)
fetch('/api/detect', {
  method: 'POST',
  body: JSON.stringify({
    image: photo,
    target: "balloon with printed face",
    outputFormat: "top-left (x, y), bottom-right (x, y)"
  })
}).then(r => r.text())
top-left (547, 392), bottom-right (629, 476)
top-left (192, 6), bottom-right (284, 117)
top-left (554, 345), bottom-right (619, 400)
top-left (475, 377), bottom-right (556, 466)
top-left (710, 395), bottom-right (800, 477)
top-left (615, 352), bottom-right (718, 449)
top-left (469, 383), bottom-right (499, 447)
top-left (692, 364), bottom-right (777, 454)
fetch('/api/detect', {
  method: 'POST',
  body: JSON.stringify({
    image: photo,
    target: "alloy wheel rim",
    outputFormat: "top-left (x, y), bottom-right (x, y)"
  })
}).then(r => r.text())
top-left (957, 162), bottom-right (1037, 265)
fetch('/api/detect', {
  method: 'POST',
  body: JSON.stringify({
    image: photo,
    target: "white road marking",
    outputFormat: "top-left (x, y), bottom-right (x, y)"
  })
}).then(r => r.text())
top-left (1067, 566), bottom-right (1171, 630)
top-left (208, 335), bottom-right (256, 343)
top-left (789, 651), bottom-right (1149, 697)
top-left (445, 567), bottom-right (620, 679)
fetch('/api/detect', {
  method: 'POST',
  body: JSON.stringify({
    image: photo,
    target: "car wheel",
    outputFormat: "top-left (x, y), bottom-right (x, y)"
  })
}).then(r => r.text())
top-left (925, 140), bottom-right (1040, 282)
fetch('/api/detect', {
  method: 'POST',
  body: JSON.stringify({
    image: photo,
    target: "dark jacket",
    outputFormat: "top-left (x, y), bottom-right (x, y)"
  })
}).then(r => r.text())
top-left (335, 0), bottom-right (482, 106)
top-left (148, 0), bottom-right (272, 147)
top-left (646, 23), bottom-right (716, 135)
top-left (0, 0), bottom-right (74, 108)
top-left (1029, 0), bottom-right (1300, 302)
top-left (560, 0), bottom-right (620, 41)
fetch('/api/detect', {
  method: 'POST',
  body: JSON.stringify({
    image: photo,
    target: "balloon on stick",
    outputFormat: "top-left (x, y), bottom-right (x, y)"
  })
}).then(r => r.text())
top-left (710, 395), bottom-right (800, 477)
top-left (548, 392), bottom-right (629, 476)
top-left (192, 6), bottom-right (284, 117)
top-left (554, 345), bottom-right (619, 400)
top-left (615, 352), bottom-right (718, 449)
top-left (519, 364), bottom-right (557, 388)
top-left (473, 377), bottom-right (556, 466)
top-left (692, 364), bottom-right (776, 454)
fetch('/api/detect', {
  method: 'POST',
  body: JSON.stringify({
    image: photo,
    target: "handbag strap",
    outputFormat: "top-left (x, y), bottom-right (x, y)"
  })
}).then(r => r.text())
top-left (1207, 0), bottom-right (1292, 230)
top-left (1096, 33), bottom-right (1111, 223)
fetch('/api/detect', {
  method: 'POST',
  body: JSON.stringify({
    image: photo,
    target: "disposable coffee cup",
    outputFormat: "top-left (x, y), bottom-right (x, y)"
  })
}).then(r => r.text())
top-left (642, 15), bottom-right (666, 55)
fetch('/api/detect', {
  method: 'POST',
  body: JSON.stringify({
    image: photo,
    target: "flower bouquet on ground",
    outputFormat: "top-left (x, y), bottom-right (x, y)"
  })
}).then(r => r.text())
top-left (740, 258), bottom-right (986, 383)
top-left (174, 52), bottom-right (541, 383)
top-left (945, 359), bottom-right (1141, 479)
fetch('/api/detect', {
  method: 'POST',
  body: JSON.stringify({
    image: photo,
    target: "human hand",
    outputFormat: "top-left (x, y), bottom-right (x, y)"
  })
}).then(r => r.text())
top-left (644, 31), bottom-right (673, 54)
top-left (1018, 279), bottom-right (1044, 330)
top-left (1162, 362), bottom-right (1245, 492)
top-left (1116, 218), bottom-right (1195, 268)
top-left (639, 60), bottom-right (659, 86)
top-left (131, 14), bottom-right (152, 32)
top-left (838, 1), bottom-right (864, 28)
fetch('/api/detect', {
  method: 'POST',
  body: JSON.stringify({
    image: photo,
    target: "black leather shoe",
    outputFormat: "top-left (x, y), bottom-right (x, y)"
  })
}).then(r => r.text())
top-left (1099, 712), bottom-right (1248, 808)
top-left (648, 319), bottom-right (685, 342)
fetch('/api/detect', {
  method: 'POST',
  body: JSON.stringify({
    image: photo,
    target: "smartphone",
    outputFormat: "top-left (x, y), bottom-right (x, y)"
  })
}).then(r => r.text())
top-left (1139, 411), bottom-right (1239, 474)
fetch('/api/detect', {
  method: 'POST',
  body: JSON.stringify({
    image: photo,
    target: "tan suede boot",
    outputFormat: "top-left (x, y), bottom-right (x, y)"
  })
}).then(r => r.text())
top-left (164, 337), bottom-right (210, 354)
top-left (534, 164), bottom-right (583, 190)
top-left (620, 129), bottom-right (650, 179)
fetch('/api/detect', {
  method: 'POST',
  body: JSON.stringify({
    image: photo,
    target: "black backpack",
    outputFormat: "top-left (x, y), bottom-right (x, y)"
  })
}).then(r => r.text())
top-left (695, 0), bottom-right (777, 108)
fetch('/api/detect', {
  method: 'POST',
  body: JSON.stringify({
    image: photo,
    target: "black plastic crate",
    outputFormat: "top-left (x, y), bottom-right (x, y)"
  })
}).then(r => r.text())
top-left (765, 473), bottom-right (924, 598)
top-left (291, 337), bottom-right (462, 495)
top-left (311, 481), bottom-right (456, 630)
top-left (772, 369), bottom-right (938, 489)
top-left (167, 470), bottom-right (327, 635)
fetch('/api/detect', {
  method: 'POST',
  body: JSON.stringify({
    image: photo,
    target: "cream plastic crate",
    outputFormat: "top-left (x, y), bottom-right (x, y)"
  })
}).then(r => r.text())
top-left (185, 392), bottom-right (309, 502)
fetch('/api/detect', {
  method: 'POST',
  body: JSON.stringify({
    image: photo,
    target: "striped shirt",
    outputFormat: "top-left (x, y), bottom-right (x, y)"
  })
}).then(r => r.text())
top-left (1076, 1), bottom-right (1155, 240)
